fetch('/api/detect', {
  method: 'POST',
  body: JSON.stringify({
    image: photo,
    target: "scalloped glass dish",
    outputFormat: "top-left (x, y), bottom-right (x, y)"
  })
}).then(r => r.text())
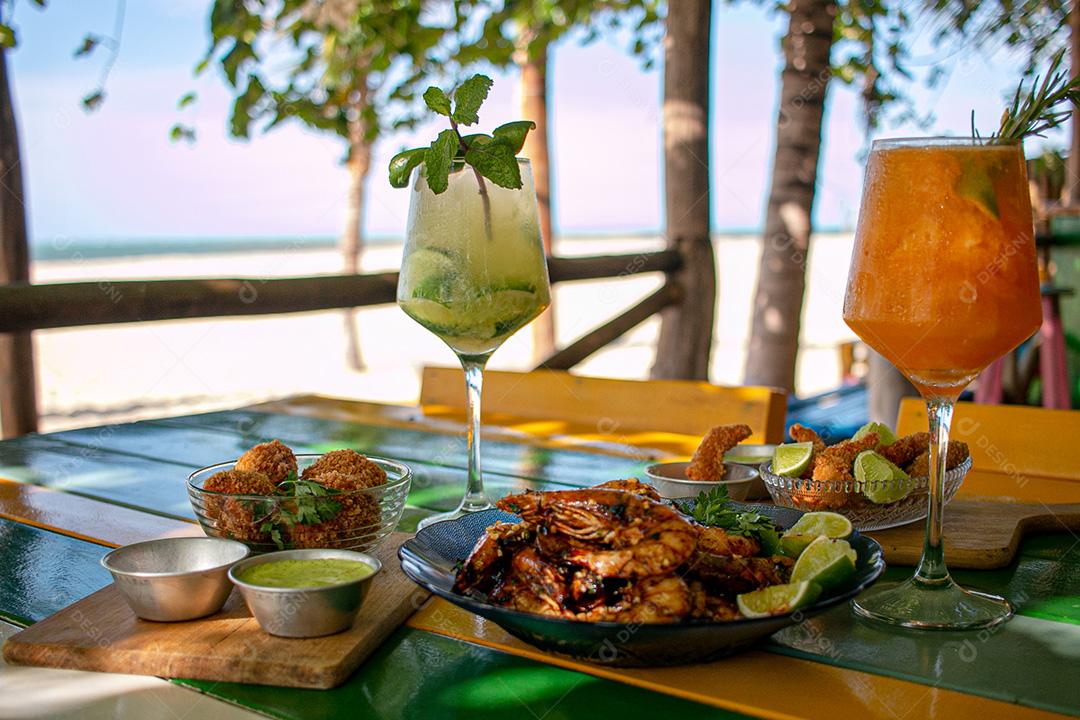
top-left (759, 456), bottom-right (971, 531)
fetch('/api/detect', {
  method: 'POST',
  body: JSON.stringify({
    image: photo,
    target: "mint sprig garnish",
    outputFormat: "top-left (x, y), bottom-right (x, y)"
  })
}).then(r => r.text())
top-left (388, 74), bottom-right (535, 194)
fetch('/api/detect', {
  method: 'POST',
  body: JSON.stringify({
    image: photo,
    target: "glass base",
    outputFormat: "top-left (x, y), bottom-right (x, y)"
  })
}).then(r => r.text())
top-left (852, 576), bottom-right (1014, 630)
top-left (416, 498), bottom-right (493, 530)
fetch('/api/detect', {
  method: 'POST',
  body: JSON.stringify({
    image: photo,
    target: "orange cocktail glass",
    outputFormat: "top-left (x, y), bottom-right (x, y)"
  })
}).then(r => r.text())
top-left (843, 138), bottom-right (1041, 629)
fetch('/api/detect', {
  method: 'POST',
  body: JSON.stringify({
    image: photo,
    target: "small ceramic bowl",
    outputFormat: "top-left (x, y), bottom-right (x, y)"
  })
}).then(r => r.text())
top-left (101, 537), bottom-right (250, 622)
top-left (229, 548), bottom-right (382, 638)
top-left (643, 461), bottom-right (765, 500)
top-left (723, 444), bottom-right (778, 466)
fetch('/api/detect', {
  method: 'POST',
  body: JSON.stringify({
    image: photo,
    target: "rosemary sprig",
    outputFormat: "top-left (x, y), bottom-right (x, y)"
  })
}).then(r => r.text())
top-left (990, 48), bottom-right (1080, 141)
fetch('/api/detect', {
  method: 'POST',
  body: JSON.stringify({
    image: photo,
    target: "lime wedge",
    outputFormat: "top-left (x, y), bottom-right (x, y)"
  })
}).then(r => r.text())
top-left (737, 581), bottom-right (822, 618)
top-left (772, 442), bottom-right (815, 478)
top-left (854, 450), bottom-right (912, 504)
top-left (956, 159), bottom-right (999, 219)
top-left (852, 421), bottom-right (897, 447)
top-left (779, 511), bottom-right (853, 558)
top-left (790, 536), bottom-right (857, 591)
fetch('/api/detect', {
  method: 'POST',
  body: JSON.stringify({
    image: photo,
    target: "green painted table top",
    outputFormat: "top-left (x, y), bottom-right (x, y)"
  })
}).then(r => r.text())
top-left (1, 406), bottom-right (1078, 719)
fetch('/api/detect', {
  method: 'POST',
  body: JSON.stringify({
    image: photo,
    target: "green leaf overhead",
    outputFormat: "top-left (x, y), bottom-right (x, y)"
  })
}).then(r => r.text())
top-left (451, 74), bottom-right (493, 126)
top-left (423, 86), bottom-right (452, 117)
top-left (465, 135), bottom-right (522, 189)
top-left (388, 147), bottom-right (427, 188)
top-left (492, 121), bottom-right (536, 154)
top-left (424, 129), bottom-right (458, 194)
top-left (387, 74), bottom-right (532, 195)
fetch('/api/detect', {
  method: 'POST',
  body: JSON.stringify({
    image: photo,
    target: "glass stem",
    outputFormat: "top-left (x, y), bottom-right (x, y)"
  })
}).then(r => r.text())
top-left (914, 397), bottom-right (954, 585)
top-left (459, 357), bottom-right (490, 512)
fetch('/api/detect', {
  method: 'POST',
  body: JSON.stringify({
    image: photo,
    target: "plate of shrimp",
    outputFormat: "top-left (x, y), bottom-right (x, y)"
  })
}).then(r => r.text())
top-left (398, 478), bottom-right (884, 667)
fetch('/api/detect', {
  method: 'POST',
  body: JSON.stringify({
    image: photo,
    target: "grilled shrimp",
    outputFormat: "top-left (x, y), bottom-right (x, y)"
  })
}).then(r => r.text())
top-left (497, 489), bottom-right (698, 578)
top-left (578, 576), bottom-right (691, 623)
top-left (697, 526), bottom-right (760, 558)
top-left (689, 552), bottom-right (793, 596)
top-left (452, 521), bottom-right (532, 594)
top-left (593, 477), bottom-right (661, 501)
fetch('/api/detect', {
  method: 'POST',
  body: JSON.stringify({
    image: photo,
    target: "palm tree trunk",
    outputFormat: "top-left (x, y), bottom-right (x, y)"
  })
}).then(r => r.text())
top-left (743, 0), bottom-right (837, 393)
top-left (1067, 0), bottom-right (1080, 206)
top-left (651, 0), bottom-right (715, 380)
top-left (519, 40), bottom-right (557, 362)
top-left (342, 93), bottom-right (371, 372)
top-left (0, 46), bottom-right (37, 437)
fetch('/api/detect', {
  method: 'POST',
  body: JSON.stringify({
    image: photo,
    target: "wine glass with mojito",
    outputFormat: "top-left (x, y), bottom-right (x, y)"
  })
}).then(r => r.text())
top-left (390, 75), bottom-right (550, 528)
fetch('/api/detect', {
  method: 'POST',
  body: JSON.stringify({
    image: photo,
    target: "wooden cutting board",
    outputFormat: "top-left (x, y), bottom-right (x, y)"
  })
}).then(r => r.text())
top-left (2, 532), bottom-right (429, 689)
top-left (866, 500), bottom-right (1080, 569)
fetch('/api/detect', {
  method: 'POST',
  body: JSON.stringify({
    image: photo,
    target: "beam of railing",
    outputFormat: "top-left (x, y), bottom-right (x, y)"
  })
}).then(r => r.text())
top-left (0, 251), bottom-right (681, 333)
top-left (538, 282), bottom-right (681, 371)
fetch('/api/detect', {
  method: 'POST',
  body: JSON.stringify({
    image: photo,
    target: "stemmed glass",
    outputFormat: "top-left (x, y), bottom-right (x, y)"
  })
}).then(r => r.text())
top-left (398, 158), bottom-right (551, 529)
top-left (843, 137), bottom-right (1042, 629)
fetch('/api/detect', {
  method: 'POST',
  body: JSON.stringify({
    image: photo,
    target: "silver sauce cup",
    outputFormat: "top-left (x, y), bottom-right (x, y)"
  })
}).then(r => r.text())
top-left (101, 537), bottom-right (250, 622)
top-left (229, 548), bottom-right (382, 638)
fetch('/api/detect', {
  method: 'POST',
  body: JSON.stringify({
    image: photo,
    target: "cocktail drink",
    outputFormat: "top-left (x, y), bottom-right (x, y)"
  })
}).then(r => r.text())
top-left (399, 158), bottom-right (550, 527)
top-left (843, 138), bottom-right (1041, 629)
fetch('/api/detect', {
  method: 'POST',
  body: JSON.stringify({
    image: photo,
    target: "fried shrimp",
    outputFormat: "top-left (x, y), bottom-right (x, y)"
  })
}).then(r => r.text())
top-left (879, 432), bottom-right (929, 467)
top-left (686, 424), bottom-right (753, 481)
top-left (812, 432), bottom-right (880, 483)
top-left (907, 440), bottom-right (971, 476)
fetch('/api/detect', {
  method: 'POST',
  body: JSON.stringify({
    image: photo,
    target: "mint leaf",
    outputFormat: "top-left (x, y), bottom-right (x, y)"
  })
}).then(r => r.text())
top-left (493, 121), bottom-right (536, 154)
top-left (424, 129), bottom-right (457, 194)
top-left (465, 135), bottom-right (521, 189)
top-left (423, 86), bottom-right (451, 117)
top-left (452, 74), bottom-right (493, 126)
top-left (388, 147), bottom-right (426, 188)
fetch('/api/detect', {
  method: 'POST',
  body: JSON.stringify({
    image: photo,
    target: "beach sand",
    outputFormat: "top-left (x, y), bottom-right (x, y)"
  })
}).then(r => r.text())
top-left (29, 234), bottom-right (858, 432)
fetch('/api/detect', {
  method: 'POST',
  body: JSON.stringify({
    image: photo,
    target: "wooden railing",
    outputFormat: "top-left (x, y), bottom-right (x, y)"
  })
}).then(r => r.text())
top-left (0, 248), bottom-right (706, 436)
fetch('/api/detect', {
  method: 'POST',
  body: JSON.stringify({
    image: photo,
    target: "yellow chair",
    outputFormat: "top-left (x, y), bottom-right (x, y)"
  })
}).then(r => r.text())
top-left (420, 366), bottom-right (787, 456)
top-left (896, 397), bottom-right (1080, 502)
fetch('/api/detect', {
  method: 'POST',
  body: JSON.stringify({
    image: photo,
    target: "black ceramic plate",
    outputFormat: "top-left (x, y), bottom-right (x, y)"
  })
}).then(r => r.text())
top-left (399, 504), bottom-right (884, 667)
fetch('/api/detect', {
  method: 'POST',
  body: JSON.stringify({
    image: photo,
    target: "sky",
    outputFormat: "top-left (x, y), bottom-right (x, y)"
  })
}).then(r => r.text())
top-left (7, 0), bottom-right (1068, 244)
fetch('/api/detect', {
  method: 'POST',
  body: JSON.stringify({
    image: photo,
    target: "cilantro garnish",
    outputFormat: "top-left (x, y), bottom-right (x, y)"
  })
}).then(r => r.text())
top-left (388, 74), bottom-right (535, 194)
top-left (679, 486), bottom-right (782, 556)
top-left (257, 472), bottom-right (343, 550)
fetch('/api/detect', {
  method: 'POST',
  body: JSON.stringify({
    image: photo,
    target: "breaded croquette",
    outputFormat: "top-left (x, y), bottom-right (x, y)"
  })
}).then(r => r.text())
top-left (203, 468), bottom-right (276, 496)
top-left (202, 469), bottom-right (277, 543)
top-left (907, 441), bottom-right (971, 476)
top-left (234, 439), bottom-right (297, 484)
top-left (879, 432), bottom-right (929, 468)
top-left (286, 470), bottom-right (381, 548)
top-left (686, 424), bottom-right (753, 481)
top-left (301, 449), bottom-right (386, 487)
top-left (812, 433), bottom-right (880, 483)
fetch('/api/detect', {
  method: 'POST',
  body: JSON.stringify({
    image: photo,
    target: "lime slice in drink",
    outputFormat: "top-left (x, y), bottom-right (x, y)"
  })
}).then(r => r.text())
top-left (779, 511), bottom-right (853, 558)
top-left (736, 581), bottom-right (822, 618)
top-left (854, 450), bottom-right (912, 504)
top-left (772, 442), bottom-right (815, 478)
top-left (852, 421), bottom-right (897, 447)
top-left (790, 536), bottom-right (857, 591)
top-left (955, 160), bottom-right (999, 219)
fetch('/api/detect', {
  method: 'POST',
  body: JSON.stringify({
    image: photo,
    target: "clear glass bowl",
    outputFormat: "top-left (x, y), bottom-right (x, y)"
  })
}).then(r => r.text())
top-left (759, 456), bottom-right (971, 531)
top-left (187, 454), bottom-right (411, 554)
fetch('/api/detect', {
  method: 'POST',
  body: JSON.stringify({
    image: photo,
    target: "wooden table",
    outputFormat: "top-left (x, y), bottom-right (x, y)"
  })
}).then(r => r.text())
top-left (1, 395), bottom-right (1078, 720)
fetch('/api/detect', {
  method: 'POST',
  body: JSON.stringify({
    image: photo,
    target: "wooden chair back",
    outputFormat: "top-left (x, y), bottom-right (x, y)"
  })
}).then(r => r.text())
top-left (420, 366), bottom-right (787, 443)
top-left (896, 398), bottom-right (1080, 483)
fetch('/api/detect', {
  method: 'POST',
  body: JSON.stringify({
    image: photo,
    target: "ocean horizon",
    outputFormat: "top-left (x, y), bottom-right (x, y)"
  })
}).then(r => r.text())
top-left (30, 227), bottom-right (853, 262)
